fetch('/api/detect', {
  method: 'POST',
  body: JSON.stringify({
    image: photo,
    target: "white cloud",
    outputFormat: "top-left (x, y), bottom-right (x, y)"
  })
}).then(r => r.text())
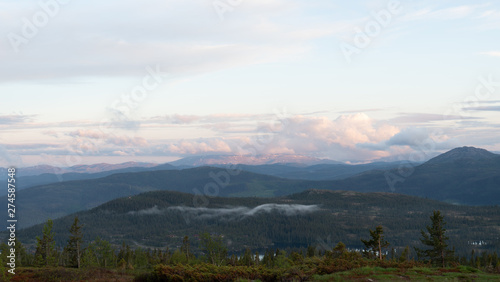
top-left (480, 51), bottom-right (500, 57)
top-left (3, 109), bottom-right (499, 164)
top-left (112, 150), bottom-right (129, 156)
top-left (167, 139), bottom-right (233, 155)
top-left (384, 127), bottom-right (458, 150)
top-left (42, 130), bottom-right (60, 138)
top-left (385, 127), bottom-right (431, 147)
top-left (0, 0), bottom-right (322, 82)
top-left (0, 114), bottom-right (36, 125)
top-left (0, 144), bottom-right (24, 167)
top-left (264, 114), bottom-right (399, 158)
top-left (154, 113), bottom-right (399, 161)
top-left (128, 204), bottom-right (320, 221)
top-left (401, 4), bottom-right (483, 22)
top-left (390, 113), bottom-right (479, 124)
top-left (463, 105), bottom-right (500, 112)
top-left (68, 129), bottom-right (148, 147)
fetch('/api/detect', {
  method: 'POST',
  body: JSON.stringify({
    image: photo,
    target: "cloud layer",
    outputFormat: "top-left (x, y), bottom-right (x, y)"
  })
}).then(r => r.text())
top-left (3, 109), bottom-right (498, 166)
top-left (128, 204), bottom-right (320, 221)
top-left (0, 0), bottom-right (318, 82)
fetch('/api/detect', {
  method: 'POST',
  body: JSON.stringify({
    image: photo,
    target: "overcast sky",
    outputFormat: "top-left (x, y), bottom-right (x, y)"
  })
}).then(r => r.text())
top-left (1, 0), bottom-right (499, 167)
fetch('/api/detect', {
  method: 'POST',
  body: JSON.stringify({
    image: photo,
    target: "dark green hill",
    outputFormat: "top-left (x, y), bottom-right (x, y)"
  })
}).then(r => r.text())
top-left (234, 161), bottom-right (401, 180)
top-left (425, 146), bottom-right (499, 165)
top-left (16, 189), bottom-right (500, 258)
top-left (5, 167), bottom-right (327, 228)
top-left (13, 163), bottom-right (177, 191)
top-left (329, 147), bottom-right (500, 205)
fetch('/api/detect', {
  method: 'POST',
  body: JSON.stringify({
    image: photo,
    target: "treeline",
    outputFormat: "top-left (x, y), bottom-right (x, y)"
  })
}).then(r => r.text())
top-left (2, 210), bottom-right (500, 281)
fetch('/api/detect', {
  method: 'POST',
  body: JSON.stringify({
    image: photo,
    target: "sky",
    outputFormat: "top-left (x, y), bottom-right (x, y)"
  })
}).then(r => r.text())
top-left (0, 0), bottom-right (499, 167)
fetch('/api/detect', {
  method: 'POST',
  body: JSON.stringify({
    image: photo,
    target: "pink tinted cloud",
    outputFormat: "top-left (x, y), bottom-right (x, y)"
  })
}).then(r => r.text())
top-left (163, 114), bottom-right (400, 162)
top-left (168, 139), bottom-right (233, 155)
top-left (281, 113), bottom-right (398, 148)
top-left (68, 129), bottom-right (148, 147)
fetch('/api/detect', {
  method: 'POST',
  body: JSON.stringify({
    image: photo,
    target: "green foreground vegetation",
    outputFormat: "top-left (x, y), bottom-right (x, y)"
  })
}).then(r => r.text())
top-left (2, 211), bottom-right (500, 281)
top-left (5, 261), bottom-right (500, 281)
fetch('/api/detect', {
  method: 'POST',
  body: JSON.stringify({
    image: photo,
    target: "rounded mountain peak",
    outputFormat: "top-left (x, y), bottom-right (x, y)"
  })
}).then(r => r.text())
top-left (425, 146), bottom-right (498, 165)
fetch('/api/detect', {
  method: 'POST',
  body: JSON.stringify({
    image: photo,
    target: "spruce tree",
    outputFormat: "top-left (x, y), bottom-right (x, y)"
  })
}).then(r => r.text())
top-left (65, 216), bottom-right (83, 268)
top-left (35, 219), bottom-right (57, 267)
top-left (361, 225), bottom-right (389, 260)
top-left (416, 210), bottom-right (454, 267)
top-left (399, 246), bottom-right (410, 262)
top-left (181, 235), bottom-right (190, 262)
top-left (200, 232), bottom-right (227, 266)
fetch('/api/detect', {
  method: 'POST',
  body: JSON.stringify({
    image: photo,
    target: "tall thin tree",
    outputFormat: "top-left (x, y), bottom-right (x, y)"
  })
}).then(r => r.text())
top-left (416, 210), bottom-right (454, 267)
top-left (200, 232), bottom-right (227, 266)
top-left (181, 236), bottom-right (190, 262)
top-left (65, 216), bottom-right (83, 268)
top-left (361, 225), bottom-right (389, 260)
top-left (35, 219), bottom-right (57, 266)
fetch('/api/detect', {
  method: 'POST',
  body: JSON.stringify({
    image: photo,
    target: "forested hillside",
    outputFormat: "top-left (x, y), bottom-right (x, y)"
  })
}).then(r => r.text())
top-left (17, 189), bottom-right (500, 258)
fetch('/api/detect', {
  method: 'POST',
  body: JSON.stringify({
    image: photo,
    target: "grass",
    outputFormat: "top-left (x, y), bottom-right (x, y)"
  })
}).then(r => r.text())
top-left (312, 266), bottom-right (500, 281)
top-left (7, 267), bottom-right (139, 282)
top-left (5, 265), bottom-right (500, 281)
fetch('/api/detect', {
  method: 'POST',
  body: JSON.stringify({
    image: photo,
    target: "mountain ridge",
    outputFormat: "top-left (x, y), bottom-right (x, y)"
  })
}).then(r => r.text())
top-left (4, 146), bottom-right (499, 229)
top-left (425, 146), bottom-right (499, 165)
top-left (168, 154), bottom-right (343, 166)
top-left (2, 161), bottom-right (160, 177)
top-left (329, 146), bottom-right (500, 205)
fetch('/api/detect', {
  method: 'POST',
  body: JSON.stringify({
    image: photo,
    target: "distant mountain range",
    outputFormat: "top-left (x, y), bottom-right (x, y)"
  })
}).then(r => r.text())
top-left (168, 154), bottom-right (343, 166)
top-left (6, 156), bottom-right (398, 190)
top-left (2, 146), bottom-right (499, 229)
top-left (1, 162), bottom-right (165, 190)
top-left (4, 161), bottom-right (159, 177)
top-left (2, 154), bottom-right (345, 191)
top-left (14, 163), bottom-right (176, 191)
top-left (233, 162), bottom-right (403, 181)
top-left (3, 154), bottom-right (341, 176)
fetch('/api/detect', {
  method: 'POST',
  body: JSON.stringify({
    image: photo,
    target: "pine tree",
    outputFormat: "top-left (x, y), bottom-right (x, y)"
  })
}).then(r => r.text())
top-left (399, 246), bottom-right (410, 262)
top-left (65, 216), bottom-right (83, 268)
top-left (35, 219), bottom-right (57, 267)
top-left (180, 236), bottom-right (190, 262)
top-left (133, 248), bottom-right (148, 269)
top-left (262, 249), bottom-right (273, 267)
top-left (117, 241), bottom-right (133, 267)
top-left (200, 232), bottom-right (227, 266)
top-left (13, 239), bottom-right (31, 267)
top-left (239, 248), bottom-right (253, 266)
top-left (82, 237), bottom-right (116, 268)
top-left (416, 210), bottom-right (454, 267)
top-left (333, 242), bottom-right (347, 258)
top-left (306, 245), bottom-right (316, 257)
top-left (361, 225), bottom-right (389, 260)
top-left (254, 251), bottom-right (260, 265)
